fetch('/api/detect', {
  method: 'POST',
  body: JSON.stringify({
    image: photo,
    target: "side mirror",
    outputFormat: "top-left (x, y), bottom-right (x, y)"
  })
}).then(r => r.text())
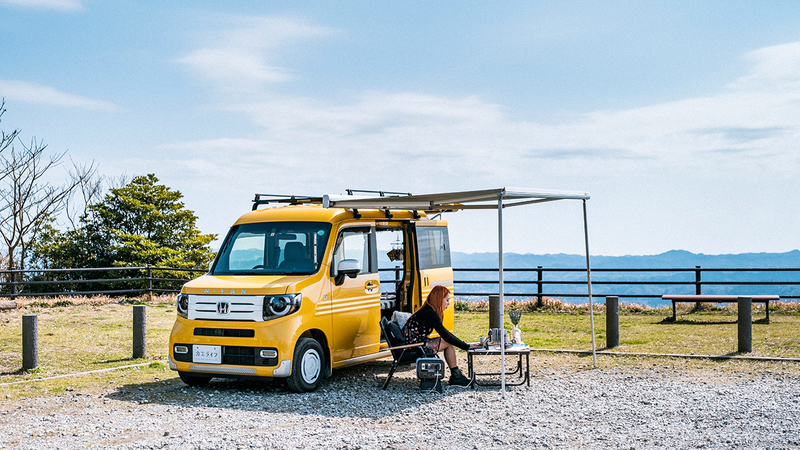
top-left (335, 259), bottom-right (361, 286)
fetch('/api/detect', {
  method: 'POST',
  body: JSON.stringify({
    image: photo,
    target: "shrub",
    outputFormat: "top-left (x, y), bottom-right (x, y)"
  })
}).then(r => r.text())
top-left (454, 300), bottom-right (470, 311)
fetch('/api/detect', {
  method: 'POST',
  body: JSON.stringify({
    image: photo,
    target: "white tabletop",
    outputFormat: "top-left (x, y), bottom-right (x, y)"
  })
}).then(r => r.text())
top-left (468, 344), bottom-right (530, 354)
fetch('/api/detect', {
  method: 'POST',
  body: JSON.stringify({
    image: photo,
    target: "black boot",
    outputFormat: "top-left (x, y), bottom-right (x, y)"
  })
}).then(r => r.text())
top-left (449, 367), bottom-right (471, 387)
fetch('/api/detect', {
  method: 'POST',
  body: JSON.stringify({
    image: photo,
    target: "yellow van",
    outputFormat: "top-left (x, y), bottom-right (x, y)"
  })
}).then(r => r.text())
top-left (168, 194), bottom-right (454, 392)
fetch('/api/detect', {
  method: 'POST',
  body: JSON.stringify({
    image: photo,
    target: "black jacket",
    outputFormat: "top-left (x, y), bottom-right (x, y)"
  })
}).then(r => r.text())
top-left (402, 304), bottom-right (470, 351)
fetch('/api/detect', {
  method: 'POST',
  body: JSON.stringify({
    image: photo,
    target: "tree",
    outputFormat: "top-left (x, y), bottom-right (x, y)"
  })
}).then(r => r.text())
top-left (32, 174), bottom-right (216, 270)
top-left (0, 101), bottom-right (19, 164)
top-left (0, 101), bottom-right (95, 280)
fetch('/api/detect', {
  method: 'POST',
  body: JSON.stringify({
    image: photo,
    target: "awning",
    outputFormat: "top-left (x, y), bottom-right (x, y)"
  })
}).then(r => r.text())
top-left (323, 187), bottom-right (590, 211)
top-left (322, 187), bottom-right (597, 397)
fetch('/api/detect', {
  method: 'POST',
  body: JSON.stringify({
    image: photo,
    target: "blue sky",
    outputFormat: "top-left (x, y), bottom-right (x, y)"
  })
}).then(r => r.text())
top-left (2, 1), bottom-right (799, 256)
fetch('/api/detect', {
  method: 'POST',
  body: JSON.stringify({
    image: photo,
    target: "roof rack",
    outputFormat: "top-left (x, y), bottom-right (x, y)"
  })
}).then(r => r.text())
top-left (252, 190), bottom-right (414, 211)
top-left (251, 194), bottom-right (324, 210)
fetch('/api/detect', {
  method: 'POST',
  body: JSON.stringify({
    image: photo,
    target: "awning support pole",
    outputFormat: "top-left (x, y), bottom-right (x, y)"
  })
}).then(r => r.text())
top-left (583, 199), bottom-right (597, 368)
top-left (498, 193), bottom-right (506, 397)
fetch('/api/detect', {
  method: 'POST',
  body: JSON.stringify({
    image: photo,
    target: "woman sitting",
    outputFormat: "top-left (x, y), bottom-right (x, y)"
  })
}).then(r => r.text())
top-left (402, 285), bottom-right (481, 386)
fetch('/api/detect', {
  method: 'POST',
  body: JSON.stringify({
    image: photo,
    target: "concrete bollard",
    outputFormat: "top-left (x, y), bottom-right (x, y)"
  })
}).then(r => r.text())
top-left (489, 295), bottom-right (502, 329)
top-left (22, 314), bottom-right (38, 370)
top-left (606, 296), bottom-right (619, 349)
top-left (133, 305), bottom-right (147, 359)
top-left (738, 297), bottom-right (752, 353)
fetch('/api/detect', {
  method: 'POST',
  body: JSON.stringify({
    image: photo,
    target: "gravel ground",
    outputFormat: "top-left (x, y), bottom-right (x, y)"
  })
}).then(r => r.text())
top-left (1, 359), bottom-right (799, 450)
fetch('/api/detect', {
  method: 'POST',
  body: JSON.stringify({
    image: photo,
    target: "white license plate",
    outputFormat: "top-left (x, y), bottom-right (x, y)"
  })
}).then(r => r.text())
top-left (193, 345), bottom-right (222, 364)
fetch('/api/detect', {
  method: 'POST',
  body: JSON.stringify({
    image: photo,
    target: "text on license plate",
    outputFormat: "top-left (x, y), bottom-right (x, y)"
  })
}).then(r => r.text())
top-left (193, 345), bottom-right (221, 364)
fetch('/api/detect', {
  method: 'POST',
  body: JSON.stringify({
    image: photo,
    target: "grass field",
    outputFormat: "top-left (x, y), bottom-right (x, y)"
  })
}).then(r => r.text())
top-left (2, 298), bottom-right (799, 400)
top-left (1, 299), bottom-right (176, 399)
top-left (456, 310), bottom-right (800, 357)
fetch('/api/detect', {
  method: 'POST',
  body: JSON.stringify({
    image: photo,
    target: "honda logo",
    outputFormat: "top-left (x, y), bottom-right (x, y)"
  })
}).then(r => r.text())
top-left (216, 301), bottom-right (230, 315)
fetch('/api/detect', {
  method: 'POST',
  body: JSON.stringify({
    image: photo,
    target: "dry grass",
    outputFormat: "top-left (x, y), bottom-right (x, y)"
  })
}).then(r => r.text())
top-left (455, 308), bottom-right (800, 358)
top-left (456, 296), bottom-right (650, 313)
top-left (453, 296), bottom-right (800, 316)
top-left (2, 294), bottom-right (799, 401)
top-left (2, 293), bottom-right (175, 309)
top-left (0, 296), bottom-right (176, 400)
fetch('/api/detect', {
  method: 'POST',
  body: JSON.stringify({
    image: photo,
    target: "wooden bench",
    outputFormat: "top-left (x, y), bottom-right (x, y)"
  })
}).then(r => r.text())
top-left (662, 295), bottom-right (778, 323)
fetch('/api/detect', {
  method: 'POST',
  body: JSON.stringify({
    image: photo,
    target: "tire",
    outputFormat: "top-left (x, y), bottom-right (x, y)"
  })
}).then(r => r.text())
top-left (178, 371), bottom-right (212, 387)
top-left (286, 338), bottom-right (325, 393)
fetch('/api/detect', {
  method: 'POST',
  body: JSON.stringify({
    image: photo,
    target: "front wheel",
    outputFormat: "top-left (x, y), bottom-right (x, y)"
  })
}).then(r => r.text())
top-left (286, 338), bottom-right (324, 393)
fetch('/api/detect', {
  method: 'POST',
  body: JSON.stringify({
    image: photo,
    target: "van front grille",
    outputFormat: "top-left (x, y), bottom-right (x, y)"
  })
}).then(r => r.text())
top-left (188, 295), bottom-right (264, 321)
top-left (194, 328), bottom-right (255, 338)
top-left (224, 346), bottom-right (255, 365)
top-left (173, 344), bottom-right (278, 367)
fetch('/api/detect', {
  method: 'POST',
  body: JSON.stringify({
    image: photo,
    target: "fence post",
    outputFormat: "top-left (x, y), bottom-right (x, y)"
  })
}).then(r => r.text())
top-left (536, 266), bottom-right (543, 308)
top-left (606, 296), bottom-right (619, 349)
top-left (694, 266), bottom-right (702, 310)
top-left (489, 295), bottom-right (502, 329)
top-left (10, 270), bottom-right (18, 300)
top-left (146, 264), bottom-right (153, 301)
top-left (133, 305), bottom-right (146, 359)
top-left (738, 296), bottom-right (752, 353)
top-left (694, 266), bottom-right (702, 294)
top-left (22, 314), bottom-right (38, 370)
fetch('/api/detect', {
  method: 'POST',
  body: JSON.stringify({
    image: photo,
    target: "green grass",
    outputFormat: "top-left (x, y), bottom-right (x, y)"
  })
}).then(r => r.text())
top-left (454, 310), bottom-right (800, 357)
top-left (1, 301), bottom-right (177, 400)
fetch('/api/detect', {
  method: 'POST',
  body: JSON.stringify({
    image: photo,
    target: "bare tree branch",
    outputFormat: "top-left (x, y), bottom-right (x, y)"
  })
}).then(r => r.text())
top-left (64, 158), bottom-right (102, 230)
top-left (0, 99), bottom-right (21, 184)
top-left (0, 131), bottom-right (94, 275)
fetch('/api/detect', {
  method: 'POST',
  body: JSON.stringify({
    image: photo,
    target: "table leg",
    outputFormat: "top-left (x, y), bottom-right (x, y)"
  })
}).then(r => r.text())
top-left (526, 352), bottom-right (530, 387)
top-left (468, 352), bottom-right (475, 390)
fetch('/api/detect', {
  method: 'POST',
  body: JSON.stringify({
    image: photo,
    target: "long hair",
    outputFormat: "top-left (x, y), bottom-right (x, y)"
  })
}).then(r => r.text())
top-left (424, 285), bottom-right (450, 320)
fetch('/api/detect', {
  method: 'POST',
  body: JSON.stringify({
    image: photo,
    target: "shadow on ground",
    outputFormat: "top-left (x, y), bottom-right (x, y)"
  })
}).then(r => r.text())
top-left (105, 361), bottom-right (494, 420)
top-left (658, 317), bottom-right (769, 325)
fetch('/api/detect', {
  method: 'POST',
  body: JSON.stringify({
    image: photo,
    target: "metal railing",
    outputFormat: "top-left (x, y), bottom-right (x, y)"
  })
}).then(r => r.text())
top-left (379, 266), bottom-right (800, 305)
top-left (448, 266), bottom-right (800, 304)
top-left (0, 266), bottom-right (207, 299)
top-left (3, 265), bottom-right (798, 304)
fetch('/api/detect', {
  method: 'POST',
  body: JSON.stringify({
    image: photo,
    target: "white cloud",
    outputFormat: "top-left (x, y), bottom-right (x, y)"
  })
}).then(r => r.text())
top-left (179, 49), bottom-right (292, 84)
top-left (729, 42), bottom-right (800, 90)
top-left (0, 0), bottom-right (82, 10)
top-left (177, 16), bottom-right (336, 92)
top-left (205, 40), bottom-right (800, 181)
top-left (161, 38), bottom-right (800, 255)
top-left (0, 80), bottom-right (118, 111)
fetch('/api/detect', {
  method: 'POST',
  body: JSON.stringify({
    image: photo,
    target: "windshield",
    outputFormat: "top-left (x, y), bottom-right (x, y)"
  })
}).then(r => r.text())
top-left (212, 222), bottom-right (332, 276)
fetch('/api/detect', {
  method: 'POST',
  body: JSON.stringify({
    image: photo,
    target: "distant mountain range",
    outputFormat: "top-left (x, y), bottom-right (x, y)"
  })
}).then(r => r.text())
top-left (450, 250), bottom-right (800, 306)
top-left (452, 249), bottom-right (800, 269)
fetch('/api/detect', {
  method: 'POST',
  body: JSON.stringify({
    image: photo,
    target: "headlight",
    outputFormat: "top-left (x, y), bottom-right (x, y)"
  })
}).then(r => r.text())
top-left (177, 294), bottom-right (189, 318)
top-left (263, 294), bottom-right (301, 320)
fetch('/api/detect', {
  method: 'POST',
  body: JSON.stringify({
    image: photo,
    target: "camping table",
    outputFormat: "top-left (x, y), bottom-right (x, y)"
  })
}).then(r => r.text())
top-left (467, 345), bottom-right (531, 388)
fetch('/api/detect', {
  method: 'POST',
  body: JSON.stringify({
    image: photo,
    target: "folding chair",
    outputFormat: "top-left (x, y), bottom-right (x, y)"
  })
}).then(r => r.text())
top-left (380, 317), bottom-right (435, 389)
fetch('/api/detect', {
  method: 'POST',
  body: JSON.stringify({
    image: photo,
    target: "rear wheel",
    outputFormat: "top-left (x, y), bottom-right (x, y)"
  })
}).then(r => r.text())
top-left (286, 338), bottom-right (324, 392)
top-left (178, 371), bottom-right (212, 387)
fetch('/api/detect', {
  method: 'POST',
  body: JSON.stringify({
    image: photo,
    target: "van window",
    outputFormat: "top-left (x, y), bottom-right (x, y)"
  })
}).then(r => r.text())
top-left (416, 227), bottom-right (451, 270)
top-left (332, 228), bottom-right (374, 274)
top-left (213, 222), bottom-right (332, 275)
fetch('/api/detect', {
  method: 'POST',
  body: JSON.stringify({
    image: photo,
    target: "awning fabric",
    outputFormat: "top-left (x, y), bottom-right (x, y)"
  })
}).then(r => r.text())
top-left (323, 187), bottom-right (590, 212)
